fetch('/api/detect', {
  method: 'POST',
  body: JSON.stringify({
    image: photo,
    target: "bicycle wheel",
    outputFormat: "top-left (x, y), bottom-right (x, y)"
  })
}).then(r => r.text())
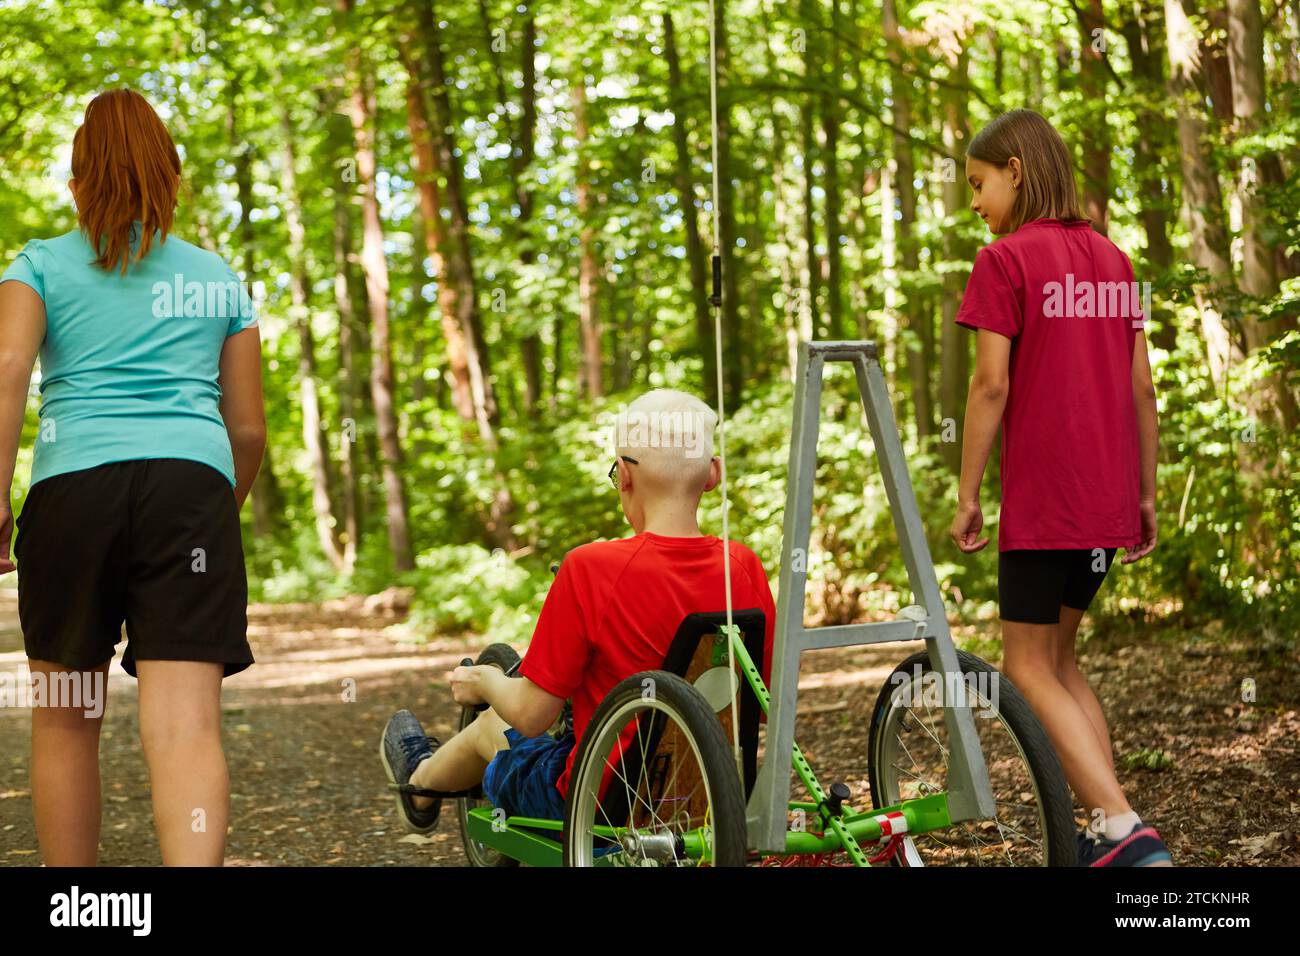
top-left (457, 643), bottom-right (522, 868)
top-left (867, 649), bottom-right (1076, 866)
top-left (564, 671), bottom-right (747, 867)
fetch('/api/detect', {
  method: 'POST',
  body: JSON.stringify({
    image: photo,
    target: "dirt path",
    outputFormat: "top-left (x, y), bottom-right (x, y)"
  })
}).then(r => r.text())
top-left (1, 588), bottom-right (1295, 866)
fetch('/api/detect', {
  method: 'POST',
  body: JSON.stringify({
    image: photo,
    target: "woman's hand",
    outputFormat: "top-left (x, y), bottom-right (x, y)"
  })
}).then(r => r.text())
top-left (444, 664), bottom-right (490, 707)
top-left (0, 501), bottom-right (13, 574)
top-left (950, 500), bottom-right (989, 553)
top-left (1121, 500), bottom-right (1157, 564)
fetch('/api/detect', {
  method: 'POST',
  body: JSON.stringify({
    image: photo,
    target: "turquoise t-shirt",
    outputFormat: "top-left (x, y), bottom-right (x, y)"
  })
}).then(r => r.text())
top-left (0, 223), bottom-right (258, 488)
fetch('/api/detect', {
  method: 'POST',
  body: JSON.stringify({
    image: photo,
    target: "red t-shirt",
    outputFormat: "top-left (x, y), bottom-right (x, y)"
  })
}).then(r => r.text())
top-left (519, 531), bottom-right (776, 800)
top-left (954, 218), bottom-right (1144, 551)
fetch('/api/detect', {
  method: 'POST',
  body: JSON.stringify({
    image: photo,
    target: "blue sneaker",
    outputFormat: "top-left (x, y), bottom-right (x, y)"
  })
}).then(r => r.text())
top-left (1076, 828), bottom-right (1096, 865)
top-left (380, 709), bottom-right (441, 833)
top-left (1077, 822), bottom-right (1173, 867)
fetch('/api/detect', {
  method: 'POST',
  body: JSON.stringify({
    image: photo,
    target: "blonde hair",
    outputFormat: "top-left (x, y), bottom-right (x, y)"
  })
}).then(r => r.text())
top-left (967, 109), bottom-right (1085, 232)
top-left (613, 389), bottom-right (717, 494)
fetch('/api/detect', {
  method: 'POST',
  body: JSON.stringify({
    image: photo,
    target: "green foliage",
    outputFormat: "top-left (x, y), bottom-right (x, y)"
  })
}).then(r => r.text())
top-left (2, 0), bottom-right (1297, 645)
top-left (402, 545), bottom-right (548, 644)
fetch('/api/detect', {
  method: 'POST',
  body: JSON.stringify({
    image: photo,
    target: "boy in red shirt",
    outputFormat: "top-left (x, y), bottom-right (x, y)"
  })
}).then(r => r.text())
top-left (380, 388), bottom-right (776, 830)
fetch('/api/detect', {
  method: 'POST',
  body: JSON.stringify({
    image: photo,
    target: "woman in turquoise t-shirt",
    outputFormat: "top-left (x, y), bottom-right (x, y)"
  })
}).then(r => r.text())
top-left (0, 88), bottom-right (266, 866)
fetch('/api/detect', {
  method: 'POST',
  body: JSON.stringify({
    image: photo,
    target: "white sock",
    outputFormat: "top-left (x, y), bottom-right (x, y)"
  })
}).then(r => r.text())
top-left (1102, 811), bottom-right (1142, 842)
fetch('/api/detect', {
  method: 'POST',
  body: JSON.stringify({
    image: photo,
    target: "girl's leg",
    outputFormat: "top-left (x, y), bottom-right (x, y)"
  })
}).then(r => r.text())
top-left (29, 658), bottom-right (110, 866)
top-left (136, 660), bottom-right (228, 866)
top-left (1001, 621), bottom-right (1132, 824)
top-left (1054, 606), bottom-right (1115, 774)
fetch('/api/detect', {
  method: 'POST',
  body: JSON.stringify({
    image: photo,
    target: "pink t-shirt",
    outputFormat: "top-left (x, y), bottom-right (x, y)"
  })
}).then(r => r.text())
top-left (954, 217), bottom-right (1144, 551)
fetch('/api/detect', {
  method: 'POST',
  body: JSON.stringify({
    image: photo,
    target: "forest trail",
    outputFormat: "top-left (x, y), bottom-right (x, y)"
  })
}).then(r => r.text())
top-left (0, 589), bottom-right (1295, 866)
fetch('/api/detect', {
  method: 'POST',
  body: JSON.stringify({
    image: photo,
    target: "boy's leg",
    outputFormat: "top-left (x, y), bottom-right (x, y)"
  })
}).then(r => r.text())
top-left (409, 707), bottom-right (511, 809)
top-left (1052, 606), bottom-right (1116, 774)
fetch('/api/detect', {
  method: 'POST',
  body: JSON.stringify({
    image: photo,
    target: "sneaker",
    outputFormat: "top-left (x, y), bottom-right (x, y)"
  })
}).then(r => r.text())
top-left (1077, 821), bottom-right (1173, 867)
top-left (380, 709), bottom-right (442, 833)
top-left (1076, 828), bottom-right (1097, 865)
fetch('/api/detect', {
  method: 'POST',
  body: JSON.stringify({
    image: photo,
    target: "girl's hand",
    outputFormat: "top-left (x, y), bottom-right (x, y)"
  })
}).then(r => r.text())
top-left (950, 500), bottom-right (989, 553)
top-left (1121, 500), bottom-right (1158, 564)
top-left (445, 665), bottom-right (489, 706)
top-left (0, 503), bottom-right (13, 574)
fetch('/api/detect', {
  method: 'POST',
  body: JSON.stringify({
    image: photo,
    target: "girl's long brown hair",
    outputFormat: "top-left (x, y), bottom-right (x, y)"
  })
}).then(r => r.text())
top-left (71, 88), bottom-right (181, 274)
top-left (967, 108), bottom-right (1086, 232)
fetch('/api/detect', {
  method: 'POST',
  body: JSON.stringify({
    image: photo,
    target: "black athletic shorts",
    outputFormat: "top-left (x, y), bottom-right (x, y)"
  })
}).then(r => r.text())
top-left (997, 548), bottom-right (1118, 624)
top-left (14, 458), bottom-right (253, 677)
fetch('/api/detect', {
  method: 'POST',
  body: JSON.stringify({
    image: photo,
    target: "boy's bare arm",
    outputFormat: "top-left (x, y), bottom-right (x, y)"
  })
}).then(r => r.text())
top-left (446, 664), bottom-right (565, 738)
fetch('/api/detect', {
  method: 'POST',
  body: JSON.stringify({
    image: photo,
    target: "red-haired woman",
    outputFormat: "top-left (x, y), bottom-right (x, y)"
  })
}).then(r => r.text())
top-left (0, 88), bottom-right (266, 866)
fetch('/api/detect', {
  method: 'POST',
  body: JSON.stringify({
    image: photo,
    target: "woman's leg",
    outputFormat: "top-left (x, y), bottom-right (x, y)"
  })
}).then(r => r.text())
top-left (29, 658), bottom-right (110, 866)
top-left (1001, 620), bottom-right (1132, 824)
top-left (1053, 606), bottom-right (1116, 774)
top-left (136, 660), bottom-right (227, 866)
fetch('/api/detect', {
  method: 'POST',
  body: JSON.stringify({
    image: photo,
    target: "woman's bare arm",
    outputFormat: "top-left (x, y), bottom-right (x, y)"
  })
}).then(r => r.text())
top-left (218, 327), bottom-right (267, 510)
top-left (0, 281), bottom-right (46, 573)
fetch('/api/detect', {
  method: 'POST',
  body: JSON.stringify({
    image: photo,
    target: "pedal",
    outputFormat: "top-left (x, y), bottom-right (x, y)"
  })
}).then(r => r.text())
top-left (391, 782), bottom-right (477, 799)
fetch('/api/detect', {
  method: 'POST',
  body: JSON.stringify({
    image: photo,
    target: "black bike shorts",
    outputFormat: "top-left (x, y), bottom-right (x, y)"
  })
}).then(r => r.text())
top-left (14, 458), bottom-right (253, 677)
top-left (997, 548), bottom-right (1118, 624)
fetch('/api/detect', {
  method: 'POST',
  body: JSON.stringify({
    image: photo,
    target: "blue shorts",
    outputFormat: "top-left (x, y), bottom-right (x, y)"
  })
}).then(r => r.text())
top-left (482, 727), bottom-right (576, 820)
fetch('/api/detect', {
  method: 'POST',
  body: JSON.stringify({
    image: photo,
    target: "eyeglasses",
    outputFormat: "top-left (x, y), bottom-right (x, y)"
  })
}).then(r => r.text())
top-left (608, 455), bottom-right (638, 489)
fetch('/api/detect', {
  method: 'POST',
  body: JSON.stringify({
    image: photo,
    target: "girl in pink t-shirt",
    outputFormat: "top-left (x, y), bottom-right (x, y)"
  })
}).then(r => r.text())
top-left (949, 109), bottom-right (1169, 867)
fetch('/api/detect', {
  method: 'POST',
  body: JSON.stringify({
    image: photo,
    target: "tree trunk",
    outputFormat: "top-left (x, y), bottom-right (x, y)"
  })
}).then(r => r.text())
top-left (1077, 0), bottom-right (1111, 233)
top-left (398, 38), bottom-right (475, 421)
top-left (883, 0), bottom-right (928, 438)
top-left (571, 79), bottom-right (603, 400)
top-left (1165, 0), bottom-right (1240, 390)
top-left (327, 100), bottom-right (363, 568)
top-left (800, 0), bottom-right (821, 343)
top-left (342, 0), bottom-right (414, 572)
top-left (1123, 0), bottom-right (1177, 351)
top-left (227, 80), bottom-right (286, 537)
top-left (713, 0), bottom-right (743, 404)
top-left (481, 0), bottom-right (544, 417)
top-left (279, 97), bottom-right (346, 572)
top-left (1226, 0), bottom-right (1299, 428)
top-left (515, 9), bottom-right (544, 415)
top-left (413, 0), bottom-right (498, 430)
top-left (939, 48), bottom-right (971, 471)
top-left (820, 0), bottom-right (844, 337)
top-left (663, 12), bottom-right (715, 394)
